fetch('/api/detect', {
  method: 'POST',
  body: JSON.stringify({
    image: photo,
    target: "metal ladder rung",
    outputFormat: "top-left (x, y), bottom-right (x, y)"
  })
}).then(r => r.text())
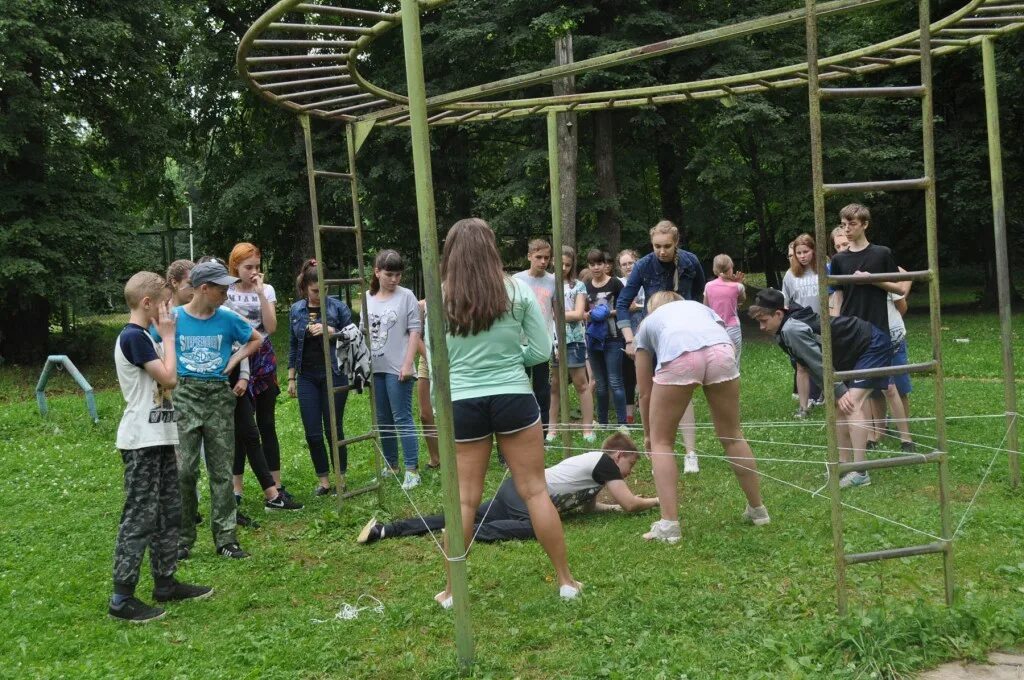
top-left (341, 482), bottom-right (381, 500)
top-left (314, 170), bottom-right (353, 180)
top-left (336, 432), bottom-right (376, 448)
top-left (827, 269), bottom-right (932, 285)
top-left (845, 542), bottom-right (948, 565)
top-left (245, 54), bottom-right (349, 64)
top-left (838, 451), bottom-right (944, 474)
top-left (294, 3), bottom-right (398, 21)
top-left (250, 65), bottom-right (349, 80)
top-left (252, 39), bottom-right (358, 49)
top-left (820, 85), bottom-right (926, 99)
top-left (834, 360), bottom-right (937, 382)
top-left (823, 177), bottom-right (930, 194)
top-left (323, 277), bottom-right (362, 286)
top-left (938, 27), bottom-right (1001, 35)
top-left (261, 75), bottom-right (352, 91)
top-left (268, 22), bottom-right (374, 35)
top-left (318, 224), bottom-right (357, 233)
top-left (960, 15), bottom-right (1024, 23)
top-left (929, 38), bottom-right (973, 46)
top-left (888, 47), bottom-right (921, 55)
top-left (332, 382), bottom-right (358, 394)
top-left (975, 4), bottom-right (1024, 12)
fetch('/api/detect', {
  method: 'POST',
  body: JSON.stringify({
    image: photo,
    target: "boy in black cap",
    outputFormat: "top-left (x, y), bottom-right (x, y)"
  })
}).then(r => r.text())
top-left (748, 289), bottom-right (891, 488)
top-left (153, 260), bottom-right (263, 558)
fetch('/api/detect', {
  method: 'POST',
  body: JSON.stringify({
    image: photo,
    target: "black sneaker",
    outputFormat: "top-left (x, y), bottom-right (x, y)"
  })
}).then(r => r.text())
top-left (265, 494), bottom-right (304, 511)
top-left (109, 597), bottom-right (166, 623)
top-left (277, 486), bottom-right (294, 502)
top-left (313, 485), bottom-right (336, 497)
top-left (217, 543), bottom-right (250, 559)
top-left (236, 511), bottom-right (260, 529)
top-left (357, 517), bottom-right (383, 544)
top-left (177, 546), bottom-right (191, 561)
top-left (900, 440), bottom-right (917, 454)
top-left (153, 581), bottom-right (214, 603)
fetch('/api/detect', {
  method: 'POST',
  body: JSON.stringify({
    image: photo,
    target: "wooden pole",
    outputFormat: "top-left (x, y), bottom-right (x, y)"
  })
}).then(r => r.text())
top-left (548, 113), bottom-right (572, 455)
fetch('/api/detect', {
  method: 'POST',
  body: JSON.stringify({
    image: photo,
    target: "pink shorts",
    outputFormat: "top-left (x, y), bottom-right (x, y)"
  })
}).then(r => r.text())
top-left (654, 343), bottom-right (740, 386)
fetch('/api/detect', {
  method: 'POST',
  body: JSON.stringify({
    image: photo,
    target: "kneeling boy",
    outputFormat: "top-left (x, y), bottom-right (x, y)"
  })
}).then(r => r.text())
top-left (357, 433), bottom-right (658, 544)
top-left (749, 288), bottom-right (891, 489)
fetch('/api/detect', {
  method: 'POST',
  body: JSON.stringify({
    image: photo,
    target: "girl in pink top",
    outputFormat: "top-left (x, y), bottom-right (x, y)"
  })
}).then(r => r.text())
top-left (703, 254), bottom-right (746, 361)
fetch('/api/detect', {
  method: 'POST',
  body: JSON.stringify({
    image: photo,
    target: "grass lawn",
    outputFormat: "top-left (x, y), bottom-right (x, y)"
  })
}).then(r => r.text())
top-left (1, 307), bottom-right (1023, 678)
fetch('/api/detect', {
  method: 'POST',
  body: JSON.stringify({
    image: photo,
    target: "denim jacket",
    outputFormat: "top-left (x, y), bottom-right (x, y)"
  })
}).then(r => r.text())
top-left (616, 250), bottom-right (707, 329)
top-left (288, 296), bottom-right (353, 373)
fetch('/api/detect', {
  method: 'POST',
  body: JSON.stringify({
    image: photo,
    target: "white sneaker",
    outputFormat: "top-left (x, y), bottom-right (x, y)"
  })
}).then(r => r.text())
top-left (434, 590), bottom-right (453, 609)
top-left (839, 471), bottom-right (871, 489)
top-left (545, 432), bottom-right (557, 443)
top-left (401, 470), bottom-right (421, 491)
top-left (582, 432), bottom-right (596, 443)
top-left (643, 519), bottom-right (681, 544)
top-left (683, 452), bottom-right (699, 474)
top-left (559, 583), bottom-right (582, 600)
top-left (742, 504), bottom-right (771, 526)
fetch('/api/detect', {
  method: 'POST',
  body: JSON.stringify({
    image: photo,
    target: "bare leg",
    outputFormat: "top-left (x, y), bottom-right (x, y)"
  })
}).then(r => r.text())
top-left (570, 367), bottom-right (594, 437)
top-left (796, 364), bottom-right (811, 412)
top-left (679, 402), bottom-right (697, 453)
top-left (884, 384), bottom-right (912, 443)
top-left (868, 393), bottom-right (885, 444)
top-left (703, 378), bottom-right (763, 507)
top-left (844, 388), bottom-right (873, 463)
top-left (438, 436), bottom-right (492, 602)
top-left (418, 377), bottom-right (439, 467)
top-left (500, 423), bottom-right (577, 588)
top-left (650, 383), bottom-right (697, 522)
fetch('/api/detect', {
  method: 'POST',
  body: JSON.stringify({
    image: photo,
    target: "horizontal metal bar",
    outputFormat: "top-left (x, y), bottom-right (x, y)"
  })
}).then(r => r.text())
top-left (341, 481), bottom-right (380, 500)
top-left (976, 4), bottom-right (1024, 12)
top-left (827, 64), bottom-right (860, 74)
top-left (323, 277), bottom-right (362, 286)
top-left (838, 451), bottom-right (944, 474)
top-left (959, 15), bottom-right (1024, 24)
top-left (827, 269), bottom-right (932, 284)
top-left (337, 432), bottom-right (376, 447)
top-left (313, 170), bottom-right (352, 180)
top-left (253, 39), bottom-right (356, 48)
top-left (297, 92), bottom-right (373, 111)
top-left (282, 84), bottom-right (360, 100)
top-left (269, 22), bottom-right (373, 35)
top-left (823, 177), bottom-right (930, 194)
top-left (261, 75), bottom-right (351, 90)
top-left (939, 27), bottom-right (1000, 35)
top-left (426, 110), bottom-right (454, 123)
top-left (294, 4), bottom-right (398, 21)
top-left (318, 224), bottom-right (357, 233)
top-left (249, 65), bottom-right (348, 79)
top-left (845, 542), bottom-right (947, 565)
top-left (929, 38), bottom-right (974, 46)
top-left (324, 99), bottom-right (386, 115)
top-left (888, 47), bottom-right (921, 55)
top-left (858, 55), bottom-right (896, 64)
top-left (820, 85), bottom-right (925, 99)
top-left (245, 54), bottom-right (348, 64)
top-left (834, 360), bottom-right (937, 382)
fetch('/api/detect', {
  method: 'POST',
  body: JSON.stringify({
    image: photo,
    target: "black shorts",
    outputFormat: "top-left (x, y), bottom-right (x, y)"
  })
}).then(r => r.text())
top-left (452, 393), bottom-right (541, 442)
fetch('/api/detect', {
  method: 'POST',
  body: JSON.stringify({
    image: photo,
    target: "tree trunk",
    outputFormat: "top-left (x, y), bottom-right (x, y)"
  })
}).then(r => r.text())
top-left (294, 120), bottom-right (316, 277)
top-left (593, 110), bottom-right (621, 255)
top-left (742, 134), bottom-right (780, 289)
top-left (656, 138), bottom-right (685, 230)
top-left (553, 34), bottom-right (578, 250)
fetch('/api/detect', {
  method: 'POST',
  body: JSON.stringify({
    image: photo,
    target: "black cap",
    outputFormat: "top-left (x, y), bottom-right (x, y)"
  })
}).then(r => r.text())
top-left (752, 288), bottom-right (786, 312)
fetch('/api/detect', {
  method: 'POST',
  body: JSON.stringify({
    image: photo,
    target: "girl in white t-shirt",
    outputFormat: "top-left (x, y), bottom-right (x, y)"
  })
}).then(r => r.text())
top-left (781, 234), bottom-right (821, 418)
top-left (635, 292), bottom-right (769, 544)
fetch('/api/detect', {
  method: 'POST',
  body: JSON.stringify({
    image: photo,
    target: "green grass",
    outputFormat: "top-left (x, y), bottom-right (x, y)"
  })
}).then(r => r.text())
top-left (1, 310), bottom-right (1023, 678)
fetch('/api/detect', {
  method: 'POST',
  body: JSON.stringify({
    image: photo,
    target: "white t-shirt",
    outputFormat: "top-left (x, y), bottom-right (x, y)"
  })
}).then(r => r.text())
top-left (545, 451), bottom-right (624, 513)
top-left (114, 324), bottom-right (178, 450)
top-left (634, 300), bottom-right (731, 369)
top-left (887, 293), bottom-right (906, 343)
top-left (226, 283), bottom-right (276, 334)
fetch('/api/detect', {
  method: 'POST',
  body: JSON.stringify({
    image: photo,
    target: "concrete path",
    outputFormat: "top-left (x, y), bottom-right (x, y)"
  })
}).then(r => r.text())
top-left (919, 652), bottom-right (1024, 679)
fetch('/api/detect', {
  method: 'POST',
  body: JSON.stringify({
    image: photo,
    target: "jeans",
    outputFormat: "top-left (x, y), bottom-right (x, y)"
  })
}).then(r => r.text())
top-left (296, 367), bottom-right (349, 476)
top-left (589, 338), bottom-right (627, 425)
top-left (374, 372), bottom-right (419, 470)
top-left (527, 361), bottom-right (551, 434)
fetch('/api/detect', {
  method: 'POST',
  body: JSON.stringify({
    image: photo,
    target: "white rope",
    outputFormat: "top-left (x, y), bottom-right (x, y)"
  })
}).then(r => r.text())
top-left (311, 594), bottom-right (384, 623)
top-left (952, 413), bottom-right (1017, 538)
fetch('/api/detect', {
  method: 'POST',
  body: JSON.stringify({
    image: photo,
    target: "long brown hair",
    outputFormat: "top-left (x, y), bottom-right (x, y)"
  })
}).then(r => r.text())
top-left (295, 258), bottom-right (318, 297)
top-left (789, 233), bottom-right (817, 278)
top-left (369, 249), bottom-right (404, 295)
top-left (441, 218), bottom-right (509, 337)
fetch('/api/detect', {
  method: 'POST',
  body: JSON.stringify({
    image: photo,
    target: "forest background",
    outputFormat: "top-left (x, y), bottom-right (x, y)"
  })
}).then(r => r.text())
top-left (1, 0), bottom-right (1022, 363)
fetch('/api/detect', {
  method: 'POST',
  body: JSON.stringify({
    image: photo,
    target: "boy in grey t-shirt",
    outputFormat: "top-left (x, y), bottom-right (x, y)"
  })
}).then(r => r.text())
top-left (513, 238), bottom-right (557, 434)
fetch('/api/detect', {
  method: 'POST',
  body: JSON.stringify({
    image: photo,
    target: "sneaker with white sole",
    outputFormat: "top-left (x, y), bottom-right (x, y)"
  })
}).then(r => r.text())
top-left (839, 471), bottom-right (871, 489)
top-left (559, 583), bottom-right (582, 600)
top-left (108, 596), bottom-right (165, 623)
top-left (742, 504), bottom-right (771, 526)
top-left (152, 580), bottom-right (214, 603)
top-left (545, 432), bottom-right (557, 443)
top-left (265, 494), bottom-right (303, 512)
top-left (401, 470), bottom-right (421, 491)
top-left (582, 432), bottom-right (596, 443)
top-left (357, 517), bottom-right (384, 544)
top-left (643, 519), bottom-right (681, 544)
top-left (683, 452), bottom-right (699, 474)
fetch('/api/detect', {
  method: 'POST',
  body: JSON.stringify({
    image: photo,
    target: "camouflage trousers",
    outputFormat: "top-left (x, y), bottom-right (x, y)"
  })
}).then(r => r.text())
top-left (174, 379), bottom-right (238, 551)
top-left (112, 445), bottom-right (180, 595)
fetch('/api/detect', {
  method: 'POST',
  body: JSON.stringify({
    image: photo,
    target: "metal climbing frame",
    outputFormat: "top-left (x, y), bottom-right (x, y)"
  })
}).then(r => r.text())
top-left (805, 0), bottom-right (955, 615)
top-left (299, 117), bottom-right (383, 509)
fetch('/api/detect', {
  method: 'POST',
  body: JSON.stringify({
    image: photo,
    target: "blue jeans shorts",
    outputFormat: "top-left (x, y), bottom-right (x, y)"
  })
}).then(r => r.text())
top-left (889, 337), bottom-right (912, 396)
top-left (848, 327), bottom-right (893, 391)
top-left (552, 341), bottom-right (587, 369)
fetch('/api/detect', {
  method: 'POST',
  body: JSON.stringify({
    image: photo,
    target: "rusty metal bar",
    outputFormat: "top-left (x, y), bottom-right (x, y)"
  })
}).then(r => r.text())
top-left (845, 542), bottom-right (948, 565)
top-left (838, 451), bottom-right (945, 474)
top-left (322, 276), bottom-right (361, 285)
top-left (823, 177), bottom-right (930, 194)
top-left (834, 360), bottom-right (937, 382)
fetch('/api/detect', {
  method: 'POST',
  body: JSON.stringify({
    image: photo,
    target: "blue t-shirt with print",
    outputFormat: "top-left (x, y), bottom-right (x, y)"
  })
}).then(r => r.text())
top-left (153, 306), bottom-right (254, 381)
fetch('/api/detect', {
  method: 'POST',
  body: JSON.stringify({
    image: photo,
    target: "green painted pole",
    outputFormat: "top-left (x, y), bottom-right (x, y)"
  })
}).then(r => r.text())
top-left (399, 0), bottom-right (474, 670)
top-left (919, 0), bottom-right (956, 607)
top-left (981, 37), bottom-right (1020, 489)
top-left (805, 0), bottom-right (848, 616)
top-left (547, 112), bottom-right (572, 455)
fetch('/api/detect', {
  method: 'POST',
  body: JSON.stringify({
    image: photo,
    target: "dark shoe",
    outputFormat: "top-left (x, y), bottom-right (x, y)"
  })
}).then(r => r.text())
top-left (866, 440), bottom-right (878, 452)
top-left (153, 581), bottom-right (214, 603)
top-left (900, 441), bottom-right (917, 454)
top-left (313, 484), bottom-right (337, 497)
top-left (176, 546), bottom-right (191, 561)
top-left (236, 511), bottom-right (261, 529)
top-left (357, 517), bottom-right (383, 544)
top-left (265, 494), bottom-right (304, 511)
top-left (276, 486), bottom-right (294, 502)
top-left (217, 543), bottom-right (250, 559)
top-left (109, 597), bottom-right (166, 623)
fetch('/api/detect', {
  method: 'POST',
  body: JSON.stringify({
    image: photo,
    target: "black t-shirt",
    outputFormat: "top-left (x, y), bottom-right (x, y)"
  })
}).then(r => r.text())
top-left (585, 276), bottom-right (624, 338)
top-left (301, 305), bottom-right (325, 372)
top-left (830, 243), bottom-right (896, 334)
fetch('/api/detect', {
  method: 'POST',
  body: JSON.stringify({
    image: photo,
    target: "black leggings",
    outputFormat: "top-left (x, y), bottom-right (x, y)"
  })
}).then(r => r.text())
top-left (383, 492), bottom-right (535, 543)
top-left (527, 362), bottom-right (551, 434)
top-left (622, 351), bottom-right (637, 406)
top-left (232, 394), bottom-right (276, 492)
top-left (253, 386), bottom-right (281, 473)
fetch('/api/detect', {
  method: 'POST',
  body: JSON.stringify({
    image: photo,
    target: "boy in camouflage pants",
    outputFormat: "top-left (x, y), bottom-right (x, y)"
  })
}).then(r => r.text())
top-left (110, 272), bottom-right (212, 623)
